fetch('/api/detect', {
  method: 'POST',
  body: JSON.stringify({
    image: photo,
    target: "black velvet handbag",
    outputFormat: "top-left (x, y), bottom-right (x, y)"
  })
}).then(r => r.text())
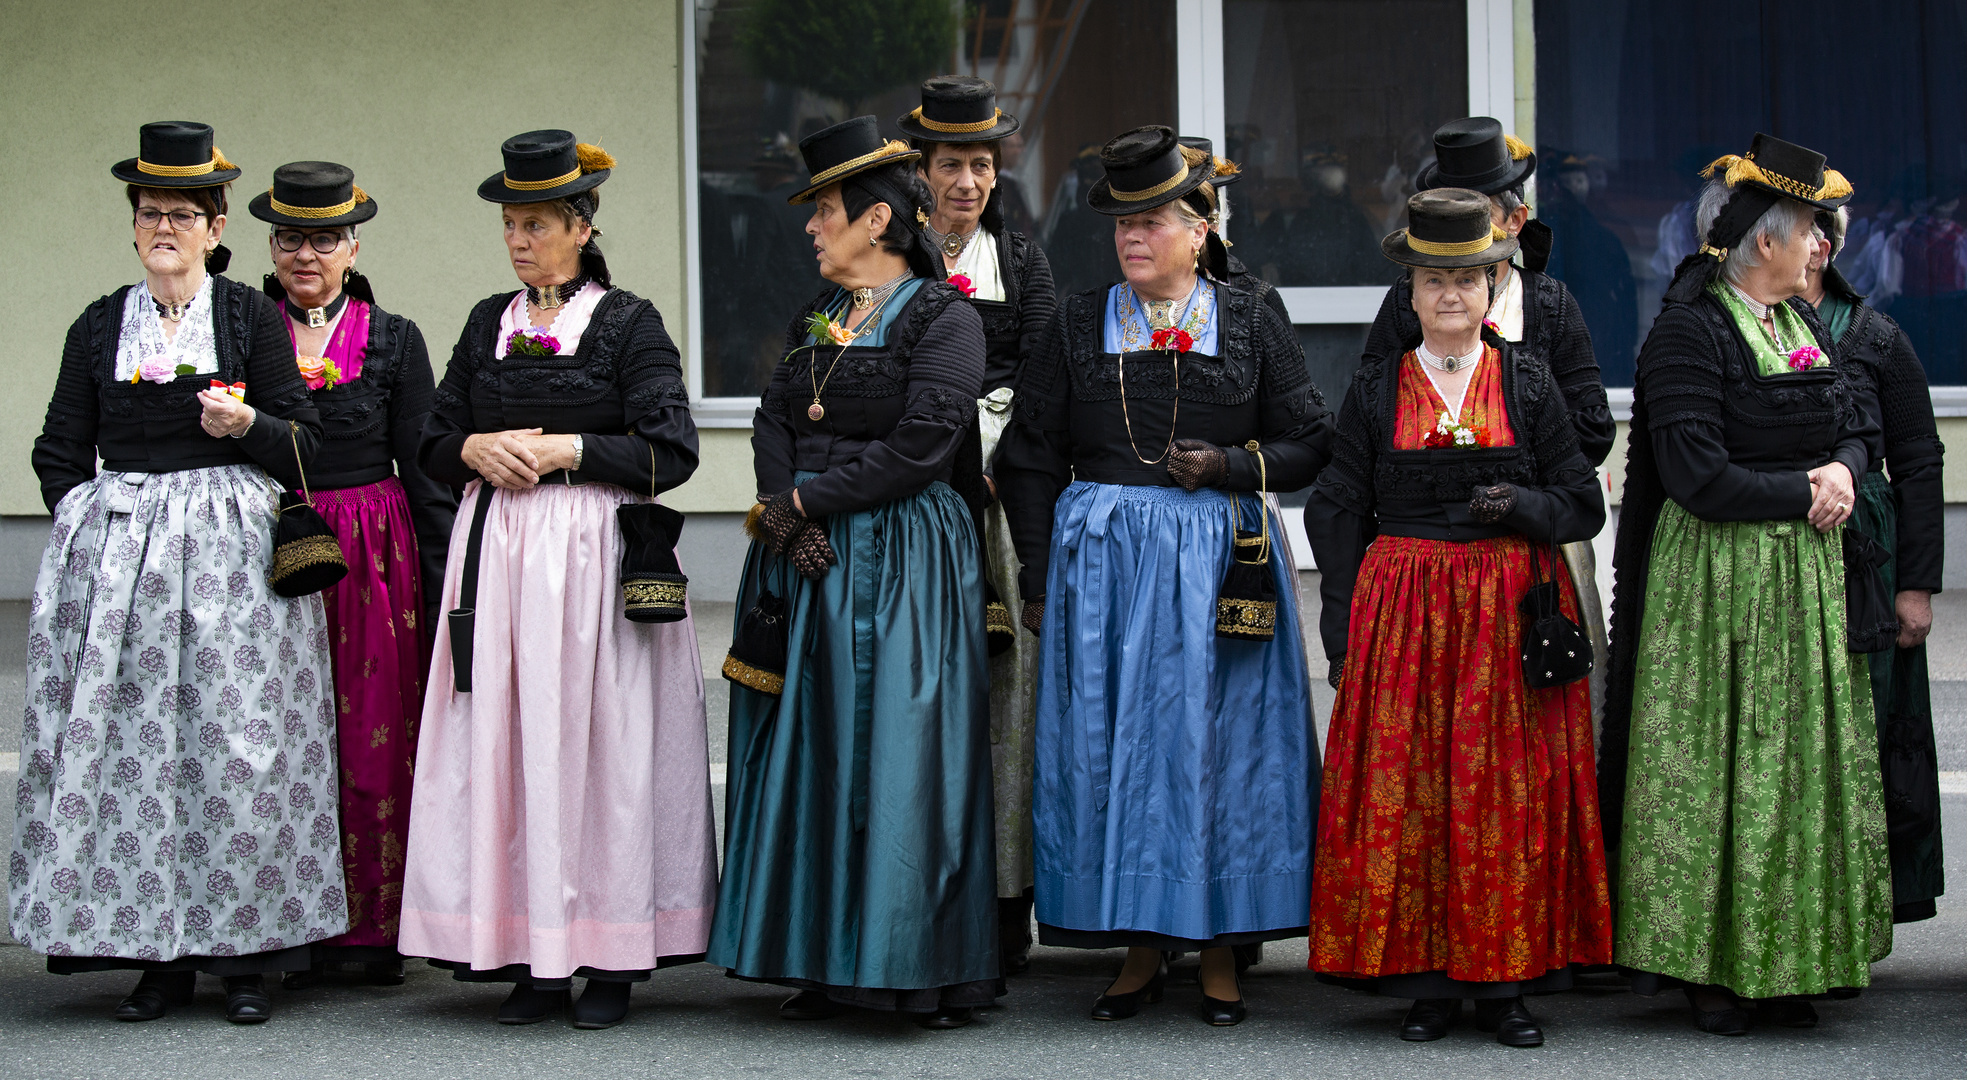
top-left (1519, 532), bottom-right (1592, 689)
top-left (984, 578), bottom-right (1016, 656)
top-left (1216, 482), bottom-right (1277, 643)
top-left (616, 442), bottom-right (690, 624)
top-left (723, 591), bottom-right (789, 696)
top-left (268, 421), bottom-right (349, 599)
top-left (1841, 524), bottom-right (1899, 654)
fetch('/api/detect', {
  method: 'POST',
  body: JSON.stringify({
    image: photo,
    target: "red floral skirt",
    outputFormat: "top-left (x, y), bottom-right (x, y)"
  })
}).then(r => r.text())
top-left (1309, 534), bottom-right (1611, 984)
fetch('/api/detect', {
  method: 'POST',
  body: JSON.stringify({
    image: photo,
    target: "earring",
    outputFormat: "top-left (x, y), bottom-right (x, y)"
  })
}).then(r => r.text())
top-left (869, 232), bottom-right (878, 247)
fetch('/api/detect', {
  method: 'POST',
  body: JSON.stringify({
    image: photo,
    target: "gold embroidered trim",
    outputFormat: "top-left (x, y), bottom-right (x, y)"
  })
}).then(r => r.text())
top-left (268, 186), bottom-right (367, 219)
top-left (1111, 162), bottom-right (1192, 202)
top-left (139, 157), bottom-right (217, 177)
top-left (985, 600), bottom-right (1014, 635)
top-left (272, 535), bottom-right (346, 580)
top-left (722, 654), bottom-right (785, 696)
top-left (910, 106), bottom-right (1002, 134)
top-left (505, 166), bottom-right (582, 191)
top-left (1701, 154), bottom-right (1853, 203)
top-left (1215, 597), bottom-right (1277, 637)
top-left (623, 579), bottom-right (688, 609)
top-left (799, 141), bottom-right (919, 196)
top-left (1405, 223), bottom-right (1509, 257)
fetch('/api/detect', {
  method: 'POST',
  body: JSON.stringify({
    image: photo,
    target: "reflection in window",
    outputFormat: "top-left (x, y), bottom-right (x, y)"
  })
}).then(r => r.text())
top-left (1221, 0), bottom-right (1468, 289)
top-left (694, 0), bottom-right (1174, 399)
top-left (1538, 0), bottom-right (1967, 385)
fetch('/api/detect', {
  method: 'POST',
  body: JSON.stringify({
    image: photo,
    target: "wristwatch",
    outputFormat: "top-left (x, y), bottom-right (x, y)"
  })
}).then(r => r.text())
top-left (571, 433), bottom-right (585, 471)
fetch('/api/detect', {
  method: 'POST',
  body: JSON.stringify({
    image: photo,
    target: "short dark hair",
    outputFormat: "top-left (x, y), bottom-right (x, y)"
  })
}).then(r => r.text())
top-left (909, 139), bottom-right (1000, 170)
top-left (127, 183), bottom-right (227, 220)
top-left (841, 161), bottom-right (931, 258)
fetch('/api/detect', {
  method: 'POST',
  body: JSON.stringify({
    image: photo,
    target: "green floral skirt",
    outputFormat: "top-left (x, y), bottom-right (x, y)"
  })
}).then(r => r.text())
top-left (1615, 502), bottom-right (1892, 997)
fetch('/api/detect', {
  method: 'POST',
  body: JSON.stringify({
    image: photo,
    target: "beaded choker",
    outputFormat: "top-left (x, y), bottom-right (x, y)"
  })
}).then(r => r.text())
top-left (154, 295), bottom-right (193, 321)
top-left (527, 275), bottom-right (590, 310)
top-left (1417, 341), bottom-right (1480, 373)
top-left (285, 292), bottom-right (348, 330)
top-left (850, 271), bottom-right (914, 310)
top-left (922, 219), bottom-right (979, 259)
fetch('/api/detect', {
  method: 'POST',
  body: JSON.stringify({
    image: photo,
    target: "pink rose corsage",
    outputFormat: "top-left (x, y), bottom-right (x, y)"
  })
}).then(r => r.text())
top-left (133, 358), bottom-right (176, 384)
top-left (1787, 345), bottom-right (1822, 371)
top-left (947, 272), bottom-right (977, 297)
top-left (506, 328), bottom-right (562, 357)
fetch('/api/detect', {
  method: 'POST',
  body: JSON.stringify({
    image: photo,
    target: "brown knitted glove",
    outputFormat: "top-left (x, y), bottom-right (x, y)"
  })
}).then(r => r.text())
top-left (785, 523), bottom-right (838, 580)
top-left (1165, 439), bottom-right (1230, 492)
top-left (1468, 483), bottom-right (1517, 524)
top-left (757, 491), bottom-right (808, 554)
top-left (1021, 599), bottom-right (1046, 636)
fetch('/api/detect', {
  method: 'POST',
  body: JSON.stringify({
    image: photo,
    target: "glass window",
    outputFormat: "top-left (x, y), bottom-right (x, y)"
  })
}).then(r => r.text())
top-left (1221, 0), bottom-right (1469, 289)
top-left (1537, 0), bottom-right (1967, 385)
top-left (694, 0), bottom-right (1176, 399)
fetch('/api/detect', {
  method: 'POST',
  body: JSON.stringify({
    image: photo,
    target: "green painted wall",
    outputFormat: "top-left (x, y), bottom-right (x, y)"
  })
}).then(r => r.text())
top-left (0, 0), bottom-right (720, 513)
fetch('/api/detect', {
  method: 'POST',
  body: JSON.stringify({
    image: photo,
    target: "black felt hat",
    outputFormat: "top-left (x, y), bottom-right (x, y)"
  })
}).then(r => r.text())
top-left (249, 161), bottom-right (377, 228)
top-left (1177, 136), bottom-right (1245, 191)
top-left (1088, 126), bottom-right (1215, 215)
top-left (787, 116), bottom-right (922, 205)
top-left (1701, 133), bottom-right (1853, 211)
top-left (478, 129), bottom-right (613, 204)
top-left (1381, 188), bottom-right (1520, 269)
top-left (111, 121), bottom-right (241, 188)
top-left (1415, 117), bottom-right (1535, 195)
top-left (897, 75), bottom-right (1020, 144)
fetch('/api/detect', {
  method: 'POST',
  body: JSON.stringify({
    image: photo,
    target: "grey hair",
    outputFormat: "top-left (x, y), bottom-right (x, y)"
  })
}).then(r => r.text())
top-left (1490, 184), bottom-right (1525, 218)
top-left (1170, 197), bottom-right (1209, 229)
top-left (1823, 205), bottom-right (1850, 260)
top-left (1695, 177), bottom-right (1813, 286)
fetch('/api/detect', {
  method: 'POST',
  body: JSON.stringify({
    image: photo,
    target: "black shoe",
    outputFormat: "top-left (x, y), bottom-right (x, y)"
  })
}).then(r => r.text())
top-left (571, 979), bottom-right (632, 1030)
top-left (1231, 942), bottom-right (1263, 973)
top-left (1683, 986), bottom-right (1749, 1036)
top-left (497, 981), bottom-right (568, 1025)
top-left (998, 894), bottom-right (1033, 976)
top-left (1474, 996), bottom-right (1543, 1047)
top-left (1826, 986), bottom-right (1862, 1000)
top-left (1091, 960), bottom-right (1168, 1020)
top-left (1755, 996), bottom-right (1818, 1028)
top-left (1200, 994), bottom-right (1247, 1026)
top-left (779, 989), bottom-right (845, 1021)
top-left (115, 970), bottom-right (195, 1022)
top-left (1400, 998), bottom-right (1461, 1041)
top-left (280, 966), bottom-right (321, 991)
top-left (363, 961), bottom-right (406, 986)
top-left (223, 975), bottom-right (272, 1024)
top-left (917, 1005), bottom-right (974, 1029)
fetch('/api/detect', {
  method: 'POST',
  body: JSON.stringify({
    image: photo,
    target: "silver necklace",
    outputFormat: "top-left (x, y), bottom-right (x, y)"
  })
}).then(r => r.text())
top-left (1726, 282), bottom-right (1789, 351)
top-left (1417, 341), bottom-right (1480, 373)
top-left (922, 219), bottom-right (979, 260)
top-left (850, 271), bottom-right (914, 310)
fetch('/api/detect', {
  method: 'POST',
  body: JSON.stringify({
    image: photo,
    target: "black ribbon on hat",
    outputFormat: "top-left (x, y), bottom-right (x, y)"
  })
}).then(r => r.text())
top-left (1662, 185), bottom-right (1780, 304)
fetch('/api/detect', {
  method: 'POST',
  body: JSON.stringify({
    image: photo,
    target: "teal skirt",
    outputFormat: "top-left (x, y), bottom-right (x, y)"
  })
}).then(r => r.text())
top-left (706, 479), bottom-right (999, 1011)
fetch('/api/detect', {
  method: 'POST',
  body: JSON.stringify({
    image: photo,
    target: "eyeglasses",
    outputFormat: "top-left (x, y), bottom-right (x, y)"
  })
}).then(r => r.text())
top-left (273, 230), bottom-right (347, 254)
top-left (134, 208), bottom-right (208, 231)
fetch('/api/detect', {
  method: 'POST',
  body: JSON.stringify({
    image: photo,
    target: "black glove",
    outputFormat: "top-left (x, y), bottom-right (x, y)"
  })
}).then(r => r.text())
top-left (1468, 483), bottom-right (1517, 524)
top-left (757, 490), bottom-right (808, 554)
top-left (1165, 439), bottom-right (1229, 492)
top-left (1327, 657), bottom-right (1345, 692)
top-left (785, 524), bottom-right (838, 580)
top-left (1021, 599), bottom-right (1046, 636)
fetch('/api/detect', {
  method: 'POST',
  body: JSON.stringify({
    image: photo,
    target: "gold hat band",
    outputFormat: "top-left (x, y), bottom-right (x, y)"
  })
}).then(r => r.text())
top-left (1110, 163), bottom-right (1191, 202)
top-left (268, 192), bottom-right (358, 219)
top-left (505, 165), bottom-right (582, 192)
top-left (911, 106), bottom-right (1002, 135)
top-left (138, 157), bottom-right (217, 177)
top-left (1406, 223), bottom-right (1509, 257)
top-left (805, 141), bottom-right (916, 190)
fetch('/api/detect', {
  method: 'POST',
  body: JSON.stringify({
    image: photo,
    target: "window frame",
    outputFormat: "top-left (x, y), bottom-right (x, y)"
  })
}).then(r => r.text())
top-left (681, 0), bottom-right (1523, 423)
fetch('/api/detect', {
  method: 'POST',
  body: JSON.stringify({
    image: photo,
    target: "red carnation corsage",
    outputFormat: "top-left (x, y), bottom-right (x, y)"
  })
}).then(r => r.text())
top-left (947, 272), bottom-right (977, 297)
top-left (1151, 327), bottom-right (1195, 353)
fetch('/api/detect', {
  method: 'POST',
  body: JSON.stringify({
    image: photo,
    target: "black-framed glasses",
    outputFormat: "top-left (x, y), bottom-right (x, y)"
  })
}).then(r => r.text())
top-left (134, 208), bottom-right (208, 231)
top-left (273, 230), bottom-right (346, 254)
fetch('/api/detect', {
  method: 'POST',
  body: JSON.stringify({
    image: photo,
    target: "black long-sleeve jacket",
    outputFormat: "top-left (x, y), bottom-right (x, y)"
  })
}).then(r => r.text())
top-left (1829, 299), bottom-right (1945, 593)
top-left (34, 276), bottom-right (321, 510)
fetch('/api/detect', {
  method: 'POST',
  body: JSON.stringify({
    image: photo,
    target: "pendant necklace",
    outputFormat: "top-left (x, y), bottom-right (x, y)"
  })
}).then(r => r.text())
top-left (922, 219), bottom-right (978, 260)
top-left (1417, 341), bottom-right (1479, 373)
top-left (849, 271), bottom-right (912, 312)
top-left (286, 292), bottom-right (347, 331)
top-left (528, 273), bottom-right (591, 311)
top-left (154, 294), bottom-right (193, 322)
top-left (810, 280), bottom-right (910, 421)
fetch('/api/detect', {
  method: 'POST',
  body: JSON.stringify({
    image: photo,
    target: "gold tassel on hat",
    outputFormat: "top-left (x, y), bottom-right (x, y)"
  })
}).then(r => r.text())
top-left (1211, 156), bottom-right (1242, 179)
top-left (1701, 153), bottom-right (1853, 202)
top-left (576, 143), bottom-right (616, 174)
top-left (352, 185), bottom-right (370, 204)
top-left (212, 147), bottom-right (235, 171)
top-left (1503, 134), bottom-right (1533, 161)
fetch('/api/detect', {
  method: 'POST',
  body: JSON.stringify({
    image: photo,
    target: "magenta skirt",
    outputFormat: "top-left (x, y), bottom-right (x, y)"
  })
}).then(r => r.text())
top-left (313, 476), bottom-right (428, 953)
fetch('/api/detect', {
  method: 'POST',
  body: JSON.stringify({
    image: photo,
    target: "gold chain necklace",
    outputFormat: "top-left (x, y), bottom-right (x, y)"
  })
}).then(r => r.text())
top-left (1118, 350), bottom-right (1180, 465)
top-left (809, 285), bottom-right (906, 422)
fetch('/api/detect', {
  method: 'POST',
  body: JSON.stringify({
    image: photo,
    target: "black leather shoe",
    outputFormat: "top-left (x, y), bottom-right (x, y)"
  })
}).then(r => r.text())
top-left (497, 981), bottom-right (568, 1025)
top-left (1400, 998), bottom-right (1460, 1041)
top-left (223, 975), bottom-right (272, 1024)
top-left (1200, 994), bottom-right (1247, 1026)
top-left (779, 989), bottom-right (845, 1021)
top-left (115, 970), bottom-right (195, 1022)
top-left (1683, 986), bottom-right (1749, 1036)
top-left (998, 894), bottom-right (1033, 976)
top-left (363, 961), bottom-right (406, 986)
top-left (917, 1005), bottom-right (974, 1029)
top-left (1755, 996), bottom-right (1817, 1028)
top-left (1474, 996), bottom-right (1543, 1047)
top-left (280, 966), bottom-right (321, 991)
top-left (571, 979), bottom-right (632, 1030)
top-left (1091, 961), bottom-right (1168, 1020)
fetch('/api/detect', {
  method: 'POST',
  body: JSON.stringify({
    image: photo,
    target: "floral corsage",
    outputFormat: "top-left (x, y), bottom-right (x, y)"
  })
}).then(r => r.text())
top-left (806, 311), bottom-right (858, 346)
top-left (506, 328), bottom-right (562, 357)
top-left (1151, 327), bottom-right (1195, 353)
top-left (296, 355), bottom-right (344, 391)
top-left (133, 359), bottom-right (207, 385)
top-left (1424, 411), bottom-right (1491, 449)
top-left (947, 272), bottom-right (977, 297)
top-left (1787, 344), bottom-right (1822, 371)
top-left (208, 379), bottom-right (245, 401)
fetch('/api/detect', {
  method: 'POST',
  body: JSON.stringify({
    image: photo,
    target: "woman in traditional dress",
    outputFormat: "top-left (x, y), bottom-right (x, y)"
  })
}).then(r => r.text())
top-left (1304, 188), bottom-right (1609, 1048)
top-left (249, 162), bottom-right (456, 989)
top-left (1601, 134), bottom-right (1889, 1035)
top-left (1803, 207), bottom-right (1946, 925)
top-left (997, 125), bottom-right (1332, 1026)
top-left (11, 122), bottom-right (343, 1024)
top-left (400, 130), bottom-right (717, 1031)
top-left (1362, 118), bottom-right (1616, 720)
top-left (897, 75), bottom-right (1055, 975)
top-left (709, 116), bottom-right (997, 1029)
